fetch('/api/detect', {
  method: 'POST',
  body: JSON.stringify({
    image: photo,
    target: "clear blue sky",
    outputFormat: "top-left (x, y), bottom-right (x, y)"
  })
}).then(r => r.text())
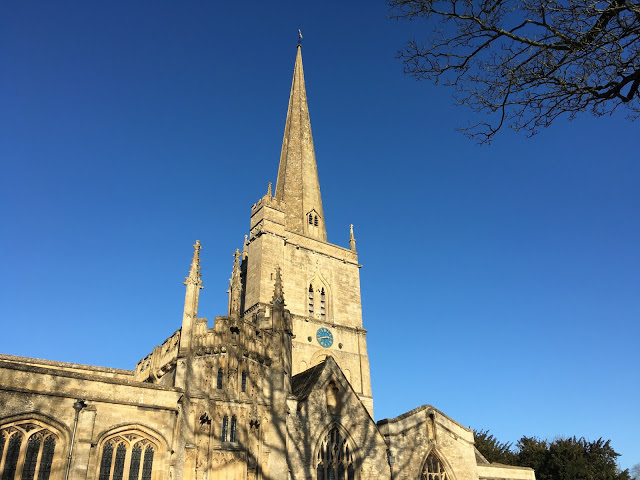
top-left (1, 0), bottom-right (638, 471)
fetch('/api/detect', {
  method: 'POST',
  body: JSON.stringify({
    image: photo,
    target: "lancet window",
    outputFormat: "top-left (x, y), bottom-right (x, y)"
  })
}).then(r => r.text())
top-left (216, 368), bottom-right (224, 389)
top-left (421, 451), bottom-right (449, 480)
top-left (316, 427), bottom-right (355, 480)
top-left (241, 370), bottom-right (247, 393)
top-left (0, 420), bottom-right (59, 480)
top-left (230, 416), bottom-right (237, 443)
top-left (320, 288), bottom-right (326, 319)
top-left (97, 432), bottom-right (156, 480)
top-left (221, 416), bottom-right (229, 442)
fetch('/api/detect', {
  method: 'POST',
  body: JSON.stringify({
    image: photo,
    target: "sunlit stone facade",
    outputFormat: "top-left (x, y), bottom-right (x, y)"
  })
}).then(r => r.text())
top-left (0, 46), bottom-right (535, 480)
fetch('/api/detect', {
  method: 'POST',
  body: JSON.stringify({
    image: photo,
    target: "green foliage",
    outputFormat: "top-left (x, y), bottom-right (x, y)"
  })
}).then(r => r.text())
top-left (474, 430), bottom-right (631, 480)
top-left (474, 429), bottom-right (517, 465)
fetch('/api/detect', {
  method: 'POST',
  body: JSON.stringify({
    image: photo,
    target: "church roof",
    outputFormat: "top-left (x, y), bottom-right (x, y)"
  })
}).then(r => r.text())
top-left (291, 360), bottom-right (326, 400)
top-left (274, 45), bottom-right (327, 241)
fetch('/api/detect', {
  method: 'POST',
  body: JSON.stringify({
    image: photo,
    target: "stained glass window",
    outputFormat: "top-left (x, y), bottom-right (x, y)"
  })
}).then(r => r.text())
top-left (230, 416), bottom-right (237, 442)
top-left (316, 427), bottom-right (355, 480)
top-left (422, 451), bottom-right (449, 480)
top-left (128, 445), bottom-right (142, 480)
top-left (99, 442), bottom-right (114, 480)
top-left (142, 446), bottom-right (154, 480)
top-left (221, 416), bottom-right (229, 442)
top-left (2, 434), bottom-right (22, 480)
top-left (38, 436), bottom-right (56, 480)
top-left (113, 443), bottom-right (127, 480)
top-left (98, 434), bottom-right (157, 480)
top-left (21, 434), bottom-right (41, 480)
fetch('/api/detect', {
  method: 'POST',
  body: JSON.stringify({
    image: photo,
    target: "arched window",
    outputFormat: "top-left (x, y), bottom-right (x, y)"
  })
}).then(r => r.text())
top-left (316, 427), bottom-right (355, 480)
top-left (97, 432), bottom-right (156, 480)
top-left (221, 416), bottom-right (229, 442)
top-left (230, 416), bottom-right (237, 443)
top-left (0, 421), bottom-right (59, 480)
top-left (308, 214), bottom-right (313, 225)
top-left (241, 370), bottom-right (247, 393)
top-left (314, 215), bottom-right (319, 227)
top-left (421, 451), bottom-right (449, 480)
top-left (320, 288), bottom-right (326, 319)
top-left (217, 367), bottom-right (224, 389)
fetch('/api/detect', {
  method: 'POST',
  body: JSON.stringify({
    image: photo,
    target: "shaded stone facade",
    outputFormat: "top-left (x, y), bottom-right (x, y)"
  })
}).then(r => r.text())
top-left (0, 46), bottom-right (535, 480)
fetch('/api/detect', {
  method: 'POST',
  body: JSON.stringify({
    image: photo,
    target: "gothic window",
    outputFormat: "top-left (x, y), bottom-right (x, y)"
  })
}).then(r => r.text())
top-left (230, 416), bottom-right (237, 443)
top-left (309, 214), bottom-right (313, 225)
top-left (316, 427), bottom-right (355, 480)
top-left (0, 421), bottom-right (59, 480)
top-left (221, 416), bottom-right (229, 442)
top-left (421, 451), bottom-right (449, 480)
top-left (314, 215), bottom-right (319, 227)
top-left (320, 288), bottom-right (326, 319)
top-left (308, 284), bottom-right (314, 316)
top-left (97, 431), bottom-right (156, 480)
top-left (241, 370), bottom-right (247, 393)
top-left (217, 368), bottom-right (224, 389)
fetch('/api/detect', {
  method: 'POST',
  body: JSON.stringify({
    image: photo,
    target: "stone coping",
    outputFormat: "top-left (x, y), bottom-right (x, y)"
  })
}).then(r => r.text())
top-left (0, 358), bottom-right (181, 392)
top-left (0, 353), bottom-right (134, 375)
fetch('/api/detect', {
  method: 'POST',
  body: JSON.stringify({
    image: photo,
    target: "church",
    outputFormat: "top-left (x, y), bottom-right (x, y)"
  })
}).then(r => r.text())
top-left (0, 45), bottom-right (536, 480)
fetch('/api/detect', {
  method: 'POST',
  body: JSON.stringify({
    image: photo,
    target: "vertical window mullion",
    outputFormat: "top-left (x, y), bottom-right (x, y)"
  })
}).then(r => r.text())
top-left (32, 436), bottom-right (44, 480)
top-left (0, 432), bottom-right (8, 478)
top-left (121, 445), bottom-right (132, 480)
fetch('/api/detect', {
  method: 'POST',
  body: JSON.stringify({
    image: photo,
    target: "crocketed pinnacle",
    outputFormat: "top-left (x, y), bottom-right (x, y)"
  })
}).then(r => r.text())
top-left (272, 266), bottom-right (285, 306)
top-left (184, 240), bottom-right (203, 288)
top-left (274, 45), bottom-right (327, 242)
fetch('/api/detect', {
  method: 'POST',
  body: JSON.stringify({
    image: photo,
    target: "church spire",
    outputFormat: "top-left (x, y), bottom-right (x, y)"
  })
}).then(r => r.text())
top-left (274, 45), bottom-right (327, 242)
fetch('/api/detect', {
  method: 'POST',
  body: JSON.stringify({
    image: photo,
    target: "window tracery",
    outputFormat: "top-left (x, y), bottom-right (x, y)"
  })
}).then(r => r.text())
top-left (0, 420), bottom-right (59, 480)
top-left (316, 427), bottom-right (355, 480)
top-left (421, 451), bottom-right (449, 480)
top-left (97, 432), bottom-right (156, 480)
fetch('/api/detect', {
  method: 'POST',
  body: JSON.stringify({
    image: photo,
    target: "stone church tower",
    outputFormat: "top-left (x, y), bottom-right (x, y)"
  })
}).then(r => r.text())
top-left (243, 45), bottom-right (373, 415)
top-left (0, 44), bottom-right (536, 480)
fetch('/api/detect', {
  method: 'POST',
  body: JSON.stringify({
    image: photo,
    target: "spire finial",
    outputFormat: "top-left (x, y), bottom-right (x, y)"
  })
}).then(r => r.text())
top-left (298, 29), bottom-right (303, 46)
top-left (349, 225), bottom-right (356, 252)
top-left (267, 182), bottom-right (272, 196)
top-left (184, 240), bottom-right (203, 287)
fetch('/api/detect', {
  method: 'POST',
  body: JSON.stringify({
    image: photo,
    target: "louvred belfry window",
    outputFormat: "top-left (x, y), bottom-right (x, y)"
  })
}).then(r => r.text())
top-left (421, 451), bottom-right (449, 480)
top-left (97, 433), bottom-right (156, 480)
top-left (0, 421), bottom-right (59, 480)
top-left (316, 427), bottom-right (355, 480)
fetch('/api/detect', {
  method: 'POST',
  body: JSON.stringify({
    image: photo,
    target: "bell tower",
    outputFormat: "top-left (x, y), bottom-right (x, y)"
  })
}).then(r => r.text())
top-left (242, 44), bottom-right (373, 415)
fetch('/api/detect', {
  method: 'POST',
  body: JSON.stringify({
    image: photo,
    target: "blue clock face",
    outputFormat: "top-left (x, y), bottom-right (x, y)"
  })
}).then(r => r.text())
top-left (316, 327), bottom-right (333, 348)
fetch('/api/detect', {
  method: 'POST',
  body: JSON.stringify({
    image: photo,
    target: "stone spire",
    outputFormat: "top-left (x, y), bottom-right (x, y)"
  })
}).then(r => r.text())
top-left (180, 240), bottom-right (203, 354)
top-left (274, 45), bottom-right (327, 242)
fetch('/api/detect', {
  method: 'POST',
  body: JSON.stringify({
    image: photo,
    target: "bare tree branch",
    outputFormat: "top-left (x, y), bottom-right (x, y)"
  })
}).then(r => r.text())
top-left (389, 0), bottom-right (640, 142)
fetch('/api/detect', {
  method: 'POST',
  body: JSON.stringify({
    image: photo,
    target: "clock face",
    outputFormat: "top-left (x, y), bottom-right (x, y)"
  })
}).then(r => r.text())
top-left (316, 327), bottom-right (333, 348)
